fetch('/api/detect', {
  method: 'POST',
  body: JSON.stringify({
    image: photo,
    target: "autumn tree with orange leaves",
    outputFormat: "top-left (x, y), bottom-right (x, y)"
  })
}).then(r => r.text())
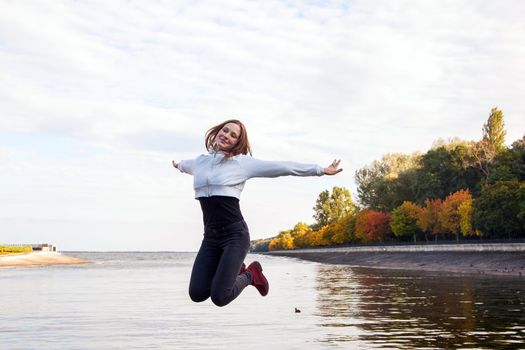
top-left (418, 198), bottom-right (444, 242)
top-left (355, 210), bottom-right (392, 243)
top-left (440, 189), bottom-right (473, 241)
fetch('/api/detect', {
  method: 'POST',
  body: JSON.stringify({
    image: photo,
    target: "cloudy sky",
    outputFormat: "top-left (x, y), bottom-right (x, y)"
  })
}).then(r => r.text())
top-left (1, 0), bottom-right (524, 251)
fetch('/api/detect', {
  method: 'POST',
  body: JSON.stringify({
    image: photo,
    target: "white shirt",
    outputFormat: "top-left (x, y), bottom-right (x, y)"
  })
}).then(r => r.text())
top-left (177, 150), bottom-right (324, 199)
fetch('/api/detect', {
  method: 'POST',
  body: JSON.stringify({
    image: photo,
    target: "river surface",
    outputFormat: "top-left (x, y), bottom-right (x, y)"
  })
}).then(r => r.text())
top-left (1, 252), bottom-right (524, 349)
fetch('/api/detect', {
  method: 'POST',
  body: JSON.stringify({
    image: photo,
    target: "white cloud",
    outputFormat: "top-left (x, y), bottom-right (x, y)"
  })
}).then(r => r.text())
top-left (1, 0), bottom-right (524, 250)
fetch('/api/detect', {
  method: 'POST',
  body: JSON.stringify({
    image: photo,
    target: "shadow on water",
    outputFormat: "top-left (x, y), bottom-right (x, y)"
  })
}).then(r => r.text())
top-left (314, 265), bottom-right (525, 349)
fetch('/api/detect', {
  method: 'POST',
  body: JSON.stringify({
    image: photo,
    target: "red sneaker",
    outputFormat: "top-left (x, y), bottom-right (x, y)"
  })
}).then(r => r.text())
top-left (246, 261), bottom-right (269, 296)
top-left (239, 263), bottom-right (246, 274)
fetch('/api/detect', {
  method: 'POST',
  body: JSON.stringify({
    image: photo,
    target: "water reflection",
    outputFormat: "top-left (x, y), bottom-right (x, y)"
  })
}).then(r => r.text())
top-left (315, 266), bottom-right (525, 349)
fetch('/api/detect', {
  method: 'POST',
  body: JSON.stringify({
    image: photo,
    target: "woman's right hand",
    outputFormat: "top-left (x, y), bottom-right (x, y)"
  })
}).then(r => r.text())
top-left (172, 160), bottom-right (178, 169)
top-left (323, 159), bottom-right (342, 175)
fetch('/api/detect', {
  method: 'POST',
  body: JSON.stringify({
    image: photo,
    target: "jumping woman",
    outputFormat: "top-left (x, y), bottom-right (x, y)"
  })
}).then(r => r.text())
top-left (172, 119), bottom-right (342, 307)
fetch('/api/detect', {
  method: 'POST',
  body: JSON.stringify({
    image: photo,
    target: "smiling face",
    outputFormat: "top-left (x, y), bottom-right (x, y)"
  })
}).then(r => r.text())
top-left (215, 122), bottom-right (241, 152)
top-left (205, 119), bottom-right (252, 158)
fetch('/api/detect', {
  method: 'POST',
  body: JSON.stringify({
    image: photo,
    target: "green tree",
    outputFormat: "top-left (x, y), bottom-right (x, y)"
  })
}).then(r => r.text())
top-left (486, 140), bottom-right (525, 184)
top-left (473, 180), bottom-right (525, 239)
top-left (355, 153), bottom-right (420, 211)
top-left (415, 147), bottom-right (462, 201)
top-left (472, 108), bottom-right (507, 180)
top-left (487, 155), bottom-right (515, 183)
top-left (482, 107), bottom-right (506, 152)
top-left (312, 186), bottom-right (355, 229)
top-left (391, 201), bottom-right (423, 242)
top-left (414, 142), bottom-right (483, 201)
top-left (510, 136), bottom-right (525, 181)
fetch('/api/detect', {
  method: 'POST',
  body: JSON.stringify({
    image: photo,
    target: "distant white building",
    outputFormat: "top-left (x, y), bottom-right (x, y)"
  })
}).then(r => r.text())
top-left (31, 244), bottom-right (57, 252)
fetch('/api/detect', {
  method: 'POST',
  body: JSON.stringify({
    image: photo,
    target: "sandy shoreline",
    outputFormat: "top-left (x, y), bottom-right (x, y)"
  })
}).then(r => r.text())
top-left (264, 246), bottom-right (525, 277)
top-left (0, 252), bottom-right (90, 268)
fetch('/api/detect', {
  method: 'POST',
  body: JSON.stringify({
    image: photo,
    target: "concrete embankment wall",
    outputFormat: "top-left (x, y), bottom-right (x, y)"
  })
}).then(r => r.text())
top-left (265, 243), bottom-right (525, 254)
top-left (262, 243), bottom-right (525, 277)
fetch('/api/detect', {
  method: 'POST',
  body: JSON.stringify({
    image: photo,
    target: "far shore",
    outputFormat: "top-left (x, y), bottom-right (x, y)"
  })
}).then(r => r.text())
top-left (0, 251), bottom-right (90, 268)
top-left (263, 243), bottom-right (525, 277)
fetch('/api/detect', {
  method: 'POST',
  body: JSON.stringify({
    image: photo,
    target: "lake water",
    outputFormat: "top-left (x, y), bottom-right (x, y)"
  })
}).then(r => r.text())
top-left (1, 252), bottom-right (524, 349)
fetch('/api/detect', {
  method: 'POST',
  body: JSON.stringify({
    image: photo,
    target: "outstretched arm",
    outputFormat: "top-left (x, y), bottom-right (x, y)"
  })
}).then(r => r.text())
top-left (172, 159), bottom-right (195, 175)
top-left (239, 156), bottom-right (342, 179)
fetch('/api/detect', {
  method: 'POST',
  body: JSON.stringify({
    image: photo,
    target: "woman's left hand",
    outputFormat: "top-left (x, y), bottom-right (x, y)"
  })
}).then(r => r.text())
top-left (324, 159), bottom-right (342, 175)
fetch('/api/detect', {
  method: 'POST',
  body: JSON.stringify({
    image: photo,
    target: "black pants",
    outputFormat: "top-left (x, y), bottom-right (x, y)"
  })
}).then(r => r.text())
top-left (189, 220), bottom-right (251, 307)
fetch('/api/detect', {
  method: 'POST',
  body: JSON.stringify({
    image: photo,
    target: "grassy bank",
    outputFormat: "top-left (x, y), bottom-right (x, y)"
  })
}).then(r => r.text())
top-left (0, 245), bottom-right (33, 255)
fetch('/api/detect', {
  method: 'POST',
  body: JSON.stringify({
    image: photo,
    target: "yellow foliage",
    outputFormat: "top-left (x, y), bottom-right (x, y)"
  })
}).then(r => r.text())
top-left (458, 199), bottom-right (475, 236)
top-left (268, 232), bottom-right (295, 251)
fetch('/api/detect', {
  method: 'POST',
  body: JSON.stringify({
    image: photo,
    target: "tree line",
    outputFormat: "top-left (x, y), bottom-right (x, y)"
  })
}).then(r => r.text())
top-left (251, 108), bottom-right (525, 252)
